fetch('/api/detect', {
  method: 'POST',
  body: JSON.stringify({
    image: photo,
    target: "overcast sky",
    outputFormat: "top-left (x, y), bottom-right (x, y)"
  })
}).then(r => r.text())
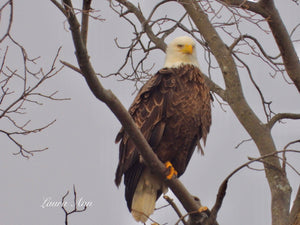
top-left (0, 1), bottom-right (299, 225)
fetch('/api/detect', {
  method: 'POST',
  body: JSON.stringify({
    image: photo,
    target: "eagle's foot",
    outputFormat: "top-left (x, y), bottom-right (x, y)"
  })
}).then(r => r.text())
top-left (198, 206), bottom-right (208, 213)
top-left (164, 161), bottom-right (178, 180)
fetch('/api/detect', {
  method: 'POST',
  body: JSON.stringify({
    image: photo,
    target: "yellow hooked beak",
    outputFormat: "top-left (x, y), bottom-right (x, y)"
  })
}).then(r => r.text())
top-left (180, 44), bottom-right (193, 54)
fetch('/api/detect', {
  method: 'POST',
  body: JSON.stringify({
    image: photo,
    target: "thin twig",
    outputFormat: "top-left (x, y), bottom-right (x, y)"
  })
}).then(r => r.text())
top-left (207, 149), bottom-right (300, 224)
top-left (61, 185), bottom-right (87, 225)
top-left (60, 60), bottom-right (83, 75)
top-left (163, 195), bottom-right (188, 225)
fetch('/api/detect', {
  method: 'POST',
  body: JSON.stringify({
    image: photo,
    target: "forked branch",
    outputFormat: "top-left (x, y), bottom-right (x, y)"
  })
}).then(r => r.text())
top-left (55, 0), bottom-right (210, 224)
top-left (61, 185), bottom-right (87, 225)
top-left (267, 113), bottom-right (300, 129)
top-left (207, 150), bottom-right (300, 224)
top-left (0, 36), bottom-right (67, 157)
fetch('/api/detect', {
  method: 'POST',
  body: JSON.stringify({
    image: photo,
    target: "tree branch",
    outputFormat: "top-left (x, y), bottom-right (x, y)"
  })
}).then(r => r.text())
top-left (208, 150), bottom-right (300, 224)
top-left (57, 0), bottom-right (208, 223)
top-left (217, 0), bottom-right (268, 17)
top-left (0, 0), bottom-right (13, 43)
top-left (290, 185), bottom-right (300, 225)
top-left (267, 113), bottom-right (300, 129)
top-left (60, 60), bottom-right (82, 74)
top-left (221, 0), bottom-right (300, 92)
top-left (113, 0), bottom-right (226, 100)
top-left (54, 1), bottom-right (298, 225)
top-left (260, 0), bottom-right (300, 93)
top-left (81, 0), bottom-right (91, 47)
top-left (61, 185), bottom-right (87, 225)
top-left (178, 1), bottom-right (292, 224)
top-left (113, 0), bottom-right (167, 51)
top-left (50, 0), bottom-right (67, 16)
top-left (164, 195), bottom-right (188, 225)
top-left (0, 42), bottom-right (65, 157)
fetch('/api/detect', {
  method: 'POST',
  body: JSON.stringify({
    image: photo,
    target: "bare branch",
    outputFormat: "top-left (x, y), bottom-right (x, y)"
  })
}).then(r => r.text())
top-left (290, 23), bottom-right (300, 40)
top-left (110, 1), bottom-right (227, 100)
top-left (0, 47), bottom-right (64, 118)
top-left (0, 43), bottom-right (66, 156)
top-left (60, 60), bottom-right (83, 75)
top-left (230, 35), bottom-right (281, 61)
top-left (164, 195), bottom-right (188, 225)
top-left (261, 1), bottom-right (300, 92)
top-left (61, 185), bottom-right (87, 225)
top-left (290, 185), bottom-right (300, 225)
top-left (50, 1), bottom-right (299, 225)
top-left (284, 139), bottom-right (300, 150)
top-left (108, 1), bottom-right (169, 87)
top-left (81, 0), bottom-right (91, 46)
top-left (267, 113), bottom-right (300, 129)
top-left (217, 0), bottom-right (300, 92)
top-left (113, 0), bottom-right (167, 51)
top-left (54, 1), bottom-right (210, 223)
top-left (206, 149), bottom-right (300, 224)
top-left (0, 0), bottom-right (13, 43)
top-left (50, 0), bottom-right (67, 16)
top-left (282, 139), bottom-right (300, 175)
top-left (233, 52), bottom-right (275, 122)
top-left (216, 0), bottom-right (268, 17)
top-left (0, 117), bottom-right (54, 159)
top-left (235, 138), bottom-right (252, 149)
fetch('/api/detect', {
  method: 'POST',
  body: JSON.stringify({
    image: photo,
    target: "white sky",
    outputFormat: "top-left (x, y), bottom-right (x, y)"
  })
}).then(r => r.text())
top-left (0, 1), bottom-right (299, 225)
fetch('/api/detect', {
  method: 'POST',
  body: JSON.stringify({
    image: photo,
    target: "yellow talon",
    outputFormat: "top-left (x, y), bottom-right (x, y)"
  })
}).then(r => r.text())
top-left (198, 206), bottom-right (208, 213)
top-left (164, 161), bottom-right (178, 180)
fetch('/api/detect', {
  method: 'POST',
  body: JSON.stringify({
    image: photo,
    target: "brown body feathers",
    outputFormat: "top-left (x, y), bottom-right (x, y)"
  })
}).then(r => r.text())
top-left (115, 64), bottom-right (211, 213)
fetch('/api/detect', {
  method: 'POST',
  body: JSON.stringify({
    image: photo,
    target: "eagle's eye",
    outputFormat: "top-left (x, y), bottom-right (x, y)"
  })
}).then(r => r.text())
top-left (177, 44), bottom-right (183, 48)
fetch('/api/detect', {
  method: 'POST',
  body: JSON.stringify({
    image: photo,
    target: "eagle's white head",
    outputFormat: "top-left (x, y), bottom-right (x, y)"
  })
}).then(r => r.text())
top-left (163, 36), bottom-right (199, 68)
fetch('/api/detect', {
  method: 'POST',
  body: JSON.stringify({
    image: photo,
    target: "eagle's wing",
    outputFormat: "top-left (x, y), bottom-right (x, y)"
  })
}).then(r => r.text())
top-left (115, 69), bottom-right (174, 211)
top-left (115, 68), bottom-right (171, 187)
top-left (115, 66), bottom-right (211, 215)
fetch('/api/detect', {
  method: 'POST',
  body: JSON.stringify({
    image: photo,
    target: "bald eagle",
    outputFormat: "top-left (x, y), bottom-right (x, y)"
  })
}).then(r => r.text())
top-left (115, 36), bottom-right (212, 223)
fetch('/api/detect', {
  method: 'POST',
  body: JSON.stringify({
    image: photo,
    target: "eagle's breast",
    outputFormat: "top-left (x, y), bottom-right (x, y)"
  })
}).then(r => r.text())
top-left (152, 65), bottom-right (211, 176)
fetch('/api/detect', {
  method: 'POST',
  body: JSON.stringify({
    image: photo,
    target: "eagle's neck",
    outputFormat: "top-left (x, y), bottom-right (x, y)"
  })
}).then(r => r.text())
top-left (163, 53), bottom-right (199, 68)
top-left (163, 61), bottom-right (199, 68)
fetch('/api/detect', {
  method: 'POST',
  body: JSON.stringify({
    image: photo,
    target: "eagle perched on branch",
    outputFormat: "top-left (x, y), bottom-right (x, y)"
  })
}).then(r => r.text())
top-left (115, 36), bottom-right (212, 223)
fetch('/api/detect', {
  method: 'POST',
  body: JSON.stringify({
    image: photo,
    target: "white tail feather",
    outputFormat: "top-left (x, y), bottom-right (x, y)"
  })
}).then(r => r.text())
top-left (131, 189), bottom-right (156, 222)
top-left (131, 169), bottom-right (166, 223)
